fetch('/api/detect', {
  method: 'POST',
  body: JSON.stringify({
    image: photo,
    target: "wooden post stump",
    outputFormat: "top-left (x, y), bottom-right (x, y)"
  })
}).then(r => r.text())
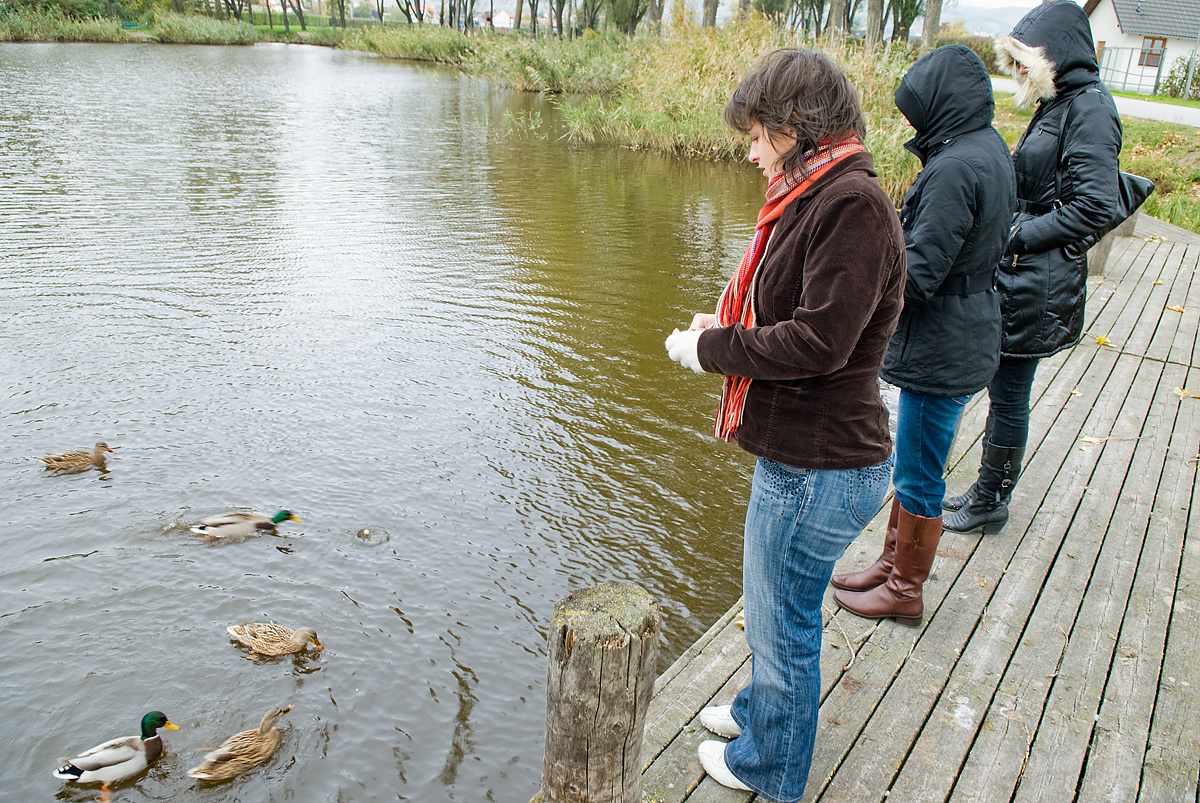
top-left (535, 582), bottom-right (661, 803)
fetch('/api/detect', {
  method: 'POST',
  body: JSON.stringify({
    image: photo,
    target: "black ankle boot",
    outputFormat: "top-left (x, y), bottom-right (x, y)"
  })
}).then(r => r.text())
top-left (943, 441), bottom-right (1024, 535)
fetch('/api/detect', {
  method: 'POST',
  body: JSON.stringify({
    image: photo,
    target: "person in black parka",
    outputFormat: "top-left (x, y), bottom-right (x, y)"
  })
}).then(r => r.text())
top-left (832, 45), bottom-right (1016, 625)
top-left (944, 0), bottom-right (1124, 535)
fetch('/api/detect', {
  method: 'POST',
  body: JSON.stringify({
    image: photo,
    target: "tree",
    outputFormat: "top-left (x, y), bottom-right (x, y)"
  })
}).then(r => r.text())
top-left (395, 0), bottom-right (426, 23)
top-left (608, 0), bottom-right (647, 35)
top-left (578, 0), bottom-right (602, 29)
top-left (527, 0), bottom-right (539, 35)
top-left (864, 0), bottom-right (882, 46)
top-left (886, 0), bottom-right (921, 41)
top-left (550, 0), bottom-right (567, 35)
top-left (514, 0), bottom-right (523, 32)
top-left (920, 0), bottom-right (941, 52)
top-left (702, 0), bottom-right (716, 27)
top-left (825, 0), bottom-right (845, 36)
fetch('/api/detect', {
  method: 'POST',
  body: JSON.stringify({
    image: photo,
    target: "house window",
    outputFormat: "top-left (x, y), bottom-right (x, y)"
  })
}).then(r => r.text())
top-left (1139, 37), bottom-right (1166, 68)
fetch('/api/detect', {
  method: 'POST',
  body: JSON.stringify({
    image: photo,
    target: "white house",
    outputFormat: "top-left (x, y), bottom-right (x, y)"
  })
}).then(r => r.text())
top-left (1084, 0), bottom-right (1200, 94)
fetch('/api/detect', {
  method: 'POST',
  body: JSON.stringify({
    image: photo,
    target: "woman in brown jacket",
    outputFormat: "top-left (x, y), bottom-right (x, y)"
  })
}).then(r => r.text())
top-left (665, 49), bottom-right (905, 802)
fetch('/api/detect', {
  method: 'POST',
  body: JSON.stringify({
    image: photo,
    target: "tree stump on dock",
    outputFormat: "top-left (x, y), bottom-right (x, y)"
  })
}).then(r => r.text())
top-left (536, 582), bottom-right (661, 803)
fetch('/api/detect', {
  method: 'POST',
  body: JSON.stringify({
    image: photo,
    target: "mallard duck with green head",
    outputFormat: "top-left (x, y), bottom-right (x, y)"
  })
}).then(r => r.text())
top-left (226, 622), bottom-right (322, 658)
top-left (191, 510), bottom-right (301, 539)
top-left (53, 710), bottom-right (179, 800)
top-left (187, 705), bottom-right (291, 782)
top-left (38, 442), bottom-right (116, 473)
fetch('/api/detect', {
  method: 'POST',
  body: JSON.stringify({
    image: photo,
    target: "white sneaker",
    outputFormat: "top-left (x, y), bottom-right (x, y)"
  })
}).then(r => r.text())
top-left (698, 704), bottom-right (742, 738)
top-left (698, 740), bottom-right (752, 791)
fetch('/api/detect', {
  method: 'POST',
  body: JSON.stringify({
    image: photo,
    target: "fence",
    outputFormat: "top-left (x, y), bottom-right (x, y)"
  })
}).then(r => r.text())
top-left (1098, 44), bottom-right (1167, 95)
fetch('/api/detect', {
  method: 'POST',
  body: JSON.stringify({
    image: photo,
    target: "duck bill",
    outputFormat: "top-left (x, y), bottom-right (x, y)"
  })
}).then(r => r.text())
top-left (164, 721), bottom-right (181, 730)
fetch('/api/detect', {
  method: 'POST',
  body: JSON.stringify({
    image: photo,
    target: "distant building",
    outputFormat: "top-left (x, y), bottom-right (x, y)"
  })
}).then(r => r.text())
top-left (1085, 0), bottom-right (1200, 94)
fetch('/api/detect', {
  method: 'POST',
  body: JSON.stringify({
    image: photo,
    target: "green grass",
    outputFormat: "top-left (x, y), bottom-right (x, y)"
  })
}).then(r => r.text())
top-left (1111, 89), bottom-right (1200, 110)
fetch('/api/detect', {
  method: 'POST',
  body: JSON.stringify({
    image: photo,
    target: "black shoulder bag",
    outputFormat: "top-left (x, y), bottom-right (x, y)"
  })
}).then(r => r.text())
top-left (1054, 88), bottom-right (1155, 252)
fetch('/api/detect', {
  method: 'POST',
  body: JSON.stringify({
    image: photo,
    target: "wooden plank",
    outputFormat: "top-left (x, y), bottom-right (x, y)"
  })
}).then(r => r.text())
top-left (1005, 356), bottom-right (1171, 802)
top-left (1071, 240), bottom-right (1200, 802)
top-left (879, 341), bottom-right (1129, 803)
top-left (1118, 240), bottom-right (1176, 358)
top-left (810, 329), bottom-right (1126, 802)
top-left (1138, 494), bottom-right (1200, 803)
top-left (1075, 362), bottom-right (1192, 802)
top-left (1145, 243), bottom-right (1198, 364)
top-left (644, 602), bottom-right (748, 762)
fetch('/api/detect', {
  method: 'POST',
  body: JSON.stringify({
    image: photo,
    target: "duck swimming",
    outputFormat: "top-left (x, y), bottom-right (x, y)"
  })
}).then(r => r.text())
top-left (53, 710), bottom-right (179, 801)
top-left (38, 442), bottom-right (116, 473)
top-left (191, 510), bottom-right (301, 539)
top-left (187, 705), bottom-right (291, 782)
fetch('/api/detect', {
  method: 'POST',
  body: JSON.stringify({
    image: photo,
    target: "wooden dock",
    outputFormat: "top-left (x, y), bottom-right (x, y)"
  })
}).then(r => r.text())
top-left (639, 216), bottom-right (1200, 803)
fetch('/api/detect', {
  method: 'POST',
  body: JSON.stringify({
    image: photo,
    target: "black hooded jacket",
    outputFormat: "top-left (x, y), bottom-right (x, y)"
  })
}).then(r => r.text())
top-left (881, 45), bottom-right (1017, 397)
top-left (1000, 0), bottom-right (1123, 358)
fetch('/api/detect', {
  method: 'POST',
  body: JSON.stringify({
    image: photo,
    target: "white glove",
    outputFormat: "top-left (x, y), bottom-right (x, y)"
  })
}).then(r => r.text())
top-left (665, 328), bottom-right (704, 374)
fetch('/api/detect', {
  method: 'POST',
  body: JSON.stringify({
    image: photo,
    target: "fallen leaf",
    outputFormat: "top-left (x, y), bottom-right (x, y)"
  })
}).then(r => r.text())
top-left (1153, 279), bottom-right (1164, 285)
top-left (1070, 388), bottom-right (1082, 396)
top-left (1082, 437), bottom-right (1105, 444)
top-left (1172, 387), bottom-right (1200, 399)
top-left (1167, 305), bottom-right (1185, 312)
top-left (1095, 335), bottom-right (1114, 347)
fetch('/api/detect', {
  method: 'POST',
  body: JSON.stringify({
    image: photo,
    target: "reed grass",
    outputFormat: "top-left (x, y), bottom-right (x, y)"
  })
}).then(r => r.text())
top-left (0, 8), bottom-right (130, 41)
top-left (341, 24), bottom-right (477, 63)
top-left (150, 12), bottom-right (260, 44)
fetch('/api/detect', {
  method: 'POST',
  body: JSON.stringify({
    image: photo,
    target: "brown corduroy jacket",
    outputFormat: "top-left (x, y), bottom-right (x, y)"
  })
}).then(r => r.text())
top-left (697, 152), bottom-right (906, 470)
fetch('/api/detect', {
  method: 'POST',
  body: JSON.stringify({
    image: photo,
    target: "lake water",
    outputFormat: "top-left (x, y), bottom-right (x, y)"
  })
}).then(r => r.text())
top-left (0, 41), bottom-right (775, 801)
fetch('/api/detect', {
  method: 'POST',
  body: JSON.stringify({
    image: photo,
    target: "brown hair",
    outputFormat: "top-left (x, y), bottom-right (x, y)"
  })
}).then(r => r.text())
top-left (723, 48), bottom-right (866, 174)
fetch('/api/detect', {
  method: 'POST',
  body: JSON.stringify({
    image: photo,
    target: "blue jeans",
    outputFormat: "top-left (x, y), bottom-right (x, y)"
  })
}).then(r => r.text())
top-left (984, 355), bottom-right (1040, 449)
top-left (893, 389), bottom-right (972, 517)
top-left (725, 455), bottom-right (892, 802)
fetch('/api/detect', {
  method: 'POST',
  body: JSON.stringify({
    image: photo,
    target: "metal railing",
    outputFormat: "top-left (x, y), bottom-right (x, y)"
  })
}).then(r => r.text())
top-left (1097, 44), bottom-right (1167, 94)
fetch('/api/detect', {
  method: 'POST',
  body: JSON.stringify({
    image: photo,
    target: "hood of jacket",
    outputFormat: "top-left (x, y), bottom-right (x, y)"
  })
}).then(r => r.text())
top-left (997, 0), bottom-right (1099, 106)
top-left (894, 44), bottom-right (995, 165)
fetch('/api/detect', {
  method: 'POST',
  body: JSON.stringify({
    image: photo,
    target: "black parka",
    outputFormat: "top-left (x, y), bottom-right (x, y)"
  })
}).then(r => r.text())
top-left (1000, 0), bottom-right (1123, 358)
top-left (881, 45), bottom-right (1017, 397)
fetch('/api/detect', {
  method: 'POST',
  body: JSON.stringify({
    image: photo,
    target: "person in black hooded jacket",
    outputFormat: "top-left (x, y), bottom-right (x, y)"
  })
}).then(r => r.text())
top-left (943, 0), bottom-right (1124, 535)
top-left (831, 45), bottom-right (1015, 626)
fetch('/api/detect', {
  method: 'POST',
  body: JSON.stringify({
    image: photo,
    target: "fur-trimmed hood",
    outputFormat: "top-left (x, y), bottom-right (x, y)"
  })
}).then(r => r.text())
top-left (996, 0), bottom-right (1100, 107)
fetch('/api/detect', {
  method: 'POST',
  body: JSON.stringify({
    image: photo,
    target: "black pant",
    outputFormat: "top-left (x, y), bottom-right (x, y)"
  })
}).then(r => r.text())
top-left (983, 355), bottom-right (1040, 449)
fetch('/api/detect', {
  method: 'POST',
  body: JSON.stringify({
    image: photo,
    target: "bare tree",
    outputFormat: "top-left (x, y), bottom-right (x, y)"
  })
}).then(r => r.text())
top-left (395, 0), bottom-right (426, 23)
top-left (886, 0), bottom-right (922, 41)
top-left (921, 0), bottom-right (941, 52)
top-left (702, 0), bottom-right (716, 27)
top-left (514, 0), bottom-right (523, 31)
top-left (864, 0), bottom-right (882, 46)
top-left (825, 0), bottom-right (845, 36)
top-left (608, 0), bottom-right (647, 35)
top-left (550, 0), bottom-right (567, 35)
top-left (527, 0), bottom-right (539, 35)
top-left (578, 0), bottom-right (601, 29)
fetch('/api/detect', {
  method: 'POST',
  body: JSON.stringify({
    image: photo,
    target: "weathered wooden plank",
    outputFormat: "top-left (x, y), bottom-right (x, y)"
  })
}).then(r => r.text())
top-left (810, 332), bottom-right (1125, 802)
top-left (948, 347), bottom-right (1154, 803)
top-left (879, 341), bottom-right (1128, 803)
top-left (644, 602), bottom-right (748, 762)
top-left (1145, 243), bottom-right (1198, 363)
top-left (1136, 366), bottom-right (1200, 803)
top-left (1075, 362), bottom-right (1192, 802)
top-left (646, 671), bottom-right (754, 803)
top-left (1004, 355), bottom-right (1170, 803)
top-left (1118, 239), bottom-right (1176, 357)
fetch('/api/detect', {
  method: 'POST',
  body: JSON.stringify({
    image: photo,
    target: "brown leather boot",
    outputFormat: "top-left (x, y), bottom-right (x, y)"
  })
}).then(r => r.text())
top-left (832, 504), bottom-right (943, 627)
top-left (831, 497), bottom-right (901, 591)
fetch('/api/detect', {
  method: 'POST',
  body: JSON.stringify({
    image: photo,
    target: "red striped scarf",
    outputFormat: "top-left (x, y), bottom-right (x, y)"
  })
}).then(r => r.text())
top-left (713, 136), bottom-right (865, 442)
